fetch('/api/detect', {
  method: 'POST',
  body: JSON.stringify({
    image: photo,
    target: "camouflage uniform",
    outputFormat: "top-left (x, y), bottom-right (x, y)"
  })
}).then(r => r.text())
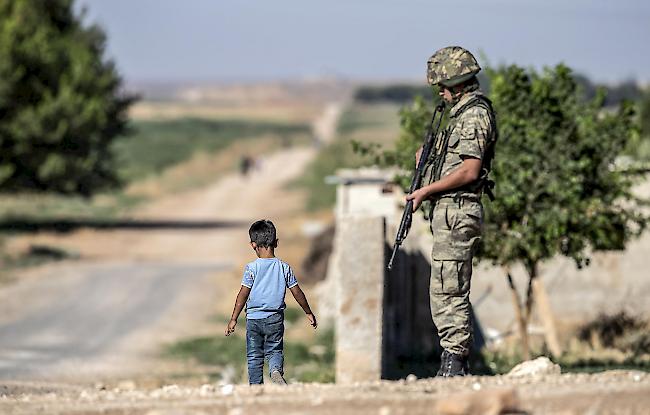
top-left (428, 90), bottom-right (495, 356)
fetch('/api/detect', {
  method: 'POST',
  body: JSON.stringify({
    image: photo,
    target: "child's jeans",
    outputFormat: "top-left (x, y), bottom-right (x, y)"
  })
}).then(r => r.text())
top-left (246, 312), bottom-right (284, 384)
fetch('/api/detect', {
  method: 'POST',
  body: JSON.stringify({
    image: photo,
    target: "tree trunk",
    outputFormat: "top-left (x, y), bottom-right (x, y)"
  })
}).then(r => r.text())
top-left (505, 266), bottom-right (530, 360)
top-left (524, 265), bottom-right (535, 326)
top-left (524, 262), bottom-right (562, 358)
top-left (532, 277), bottom-right (562, 357)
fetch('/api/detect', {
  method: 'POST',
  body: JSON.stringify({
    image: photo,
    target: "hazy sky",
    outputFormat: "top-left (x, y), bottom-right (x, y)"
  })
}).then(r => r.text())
top-left (76, 0), bottom-right (649, 84)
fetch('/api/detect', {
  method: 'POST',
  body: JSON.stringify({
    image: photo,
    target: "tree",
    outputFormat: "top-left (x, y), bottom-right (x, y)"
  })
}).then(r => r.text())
top-left (0, 0), bottom-right (135, 195)
top-left (480, 64), bottom-right (647, 357)
top-left (387, 64), bottom-right (647, 359)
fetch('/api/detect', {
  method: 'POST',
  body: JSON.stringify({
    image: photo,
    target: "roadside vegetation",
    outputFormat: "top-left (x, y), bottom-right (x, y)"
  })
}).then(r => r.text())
top-left (165, 311), bottom-right (335, 383)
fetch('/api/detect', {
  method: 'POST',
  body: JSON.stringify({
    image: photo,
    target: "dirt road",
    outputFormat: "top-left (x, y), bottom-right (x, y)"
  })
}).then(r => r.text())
top-left (0, 145), bottom-right (319, 381)
top-left (0, 261), bottom-right (225, 380)
top-left (0, 102), bottom-right (343, 382)
top-left (1, 150), bottom-right (318, 381)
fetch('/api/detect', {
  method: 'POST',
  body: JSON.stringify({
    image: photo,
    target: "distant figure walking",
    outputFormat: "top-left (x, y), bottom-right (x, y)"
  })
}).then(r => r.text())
top-left (225, 220), bottom-right (317, 385)
top-left (239, 155), bottom-right (253, 177)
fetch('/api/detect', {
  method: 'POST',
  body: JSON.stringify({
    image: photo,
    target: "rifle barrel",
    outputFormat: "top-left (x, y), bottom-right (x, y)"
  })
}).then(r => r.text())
top-left (386, 102), bottom-right (445, 270)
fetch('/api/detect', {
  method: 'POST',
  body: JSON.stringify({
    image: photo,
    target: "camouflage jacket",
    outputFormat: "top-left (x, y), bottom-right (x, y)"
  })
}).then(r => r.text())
top-left (428, 90), bottom-right (496, 195)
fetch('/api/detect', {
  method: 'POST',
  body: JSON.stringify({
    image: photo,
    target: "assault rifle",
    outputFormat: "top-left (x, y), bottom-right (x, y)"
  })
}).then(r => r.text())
top-left (387, 102), bottom-right (446, 270)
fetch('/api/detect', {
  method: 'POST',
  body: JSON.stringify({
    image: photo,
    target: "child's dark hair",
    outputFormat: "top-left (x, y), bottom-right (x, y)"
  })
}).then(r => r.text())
top-left (249, 219), bottom-right (277, 248)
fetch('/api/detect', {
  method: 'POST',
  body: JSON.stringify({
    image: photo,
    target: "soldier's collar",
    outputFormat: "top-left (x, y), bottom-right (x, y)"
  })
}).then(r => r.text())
top-left (449, 91), bottom-right (481, 118)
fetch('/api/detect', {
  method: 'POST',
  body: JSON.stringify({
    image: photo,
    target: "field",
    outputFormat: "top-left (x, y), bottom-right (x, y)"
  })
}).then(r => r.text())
top-left (130, 101), bottom-right (322, 124)
top-left (0, 117), bottom-right (310, 219)
top-left (293, 103), bottom-right (402, 210)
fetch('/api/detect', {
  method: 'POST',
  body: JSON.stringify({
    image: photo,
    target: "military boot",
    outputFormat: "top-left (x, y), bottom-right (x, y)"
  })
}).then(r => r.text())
top-left (436, 350), bottom-right (450, 377)
top-left (438, 350), bottom-right (469, 377)
top-left (463, 355), bottom-right (470, 374)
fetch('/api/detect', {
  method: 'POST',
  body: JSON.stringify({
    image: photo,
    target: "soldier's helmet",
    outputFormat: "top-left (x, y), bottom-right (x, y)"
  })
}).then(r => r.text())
top-left (426, 46), bottom-right (481, 87)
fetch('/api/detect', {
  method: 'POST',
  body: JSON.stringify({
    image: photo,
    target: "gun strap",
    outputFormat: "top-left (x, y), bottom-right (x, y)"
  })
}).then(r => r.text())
top-left (443, 94), bottom-right (498, 200)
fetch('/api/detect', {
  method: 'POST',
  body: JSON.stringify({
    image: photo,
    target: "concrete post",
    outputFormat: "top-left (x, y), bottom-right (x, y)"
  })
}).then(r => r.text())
top-left (334, 216), bottom-right (385, 384)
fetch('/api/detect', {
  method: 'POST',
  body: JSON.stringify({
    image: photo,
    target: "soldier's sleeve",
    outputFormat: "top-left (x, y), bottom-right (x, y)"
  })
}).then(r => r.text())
top-left (457, 107), bottom-right (491, 160)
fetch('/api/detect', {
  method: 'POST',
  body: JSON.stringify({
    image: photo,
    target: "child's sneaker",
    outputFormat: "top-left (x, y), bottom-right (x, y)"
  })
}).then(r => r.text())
top-left (270, 370), bottom-right (287, 385)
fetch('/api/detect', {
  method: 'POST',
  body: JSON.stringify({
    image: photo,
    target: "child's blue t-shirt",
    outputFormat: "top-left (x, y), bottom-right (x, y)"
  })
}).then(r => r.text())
top-left (241, 257), bottom-right (298, 320)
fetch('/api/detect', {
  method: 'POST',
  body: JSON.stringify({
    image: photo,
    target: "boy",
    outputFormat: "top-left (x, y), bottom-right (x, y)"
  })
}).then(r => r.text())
top-left (225, 219), bottom-right (317, 385)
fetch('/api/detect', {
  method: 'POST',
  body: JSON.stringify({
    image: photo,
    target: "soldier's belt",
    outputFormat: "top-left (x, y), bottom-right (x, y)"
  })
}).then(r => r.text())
top-left (434, 192), bottom-right (481, 203)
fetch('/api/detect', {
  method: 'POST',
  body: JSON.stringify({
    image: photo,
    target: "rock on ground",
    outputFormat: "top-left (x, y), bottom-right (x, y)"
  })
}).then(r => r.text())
top-left (507, 357), bottom-right (561, 378)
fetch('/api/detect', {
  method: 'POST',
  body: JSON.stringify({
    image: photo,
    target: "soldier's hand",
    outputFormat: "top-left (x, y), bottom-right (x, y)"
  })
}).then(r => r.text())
top-left (406, 189), bottom-right (427, 212)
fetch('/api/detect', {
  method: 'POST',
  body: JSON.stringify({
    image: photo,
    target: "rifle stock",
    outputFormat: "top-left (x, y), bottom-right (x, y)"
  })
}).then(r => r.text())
top-left (387, 102), bottom-right (445, 270)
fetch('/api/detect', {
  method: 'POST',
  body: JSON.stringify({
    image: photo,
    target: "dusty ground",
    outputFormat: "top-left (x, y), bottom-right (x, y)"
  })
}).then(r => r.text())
top-left (1, 371), bottom-right (649, 414)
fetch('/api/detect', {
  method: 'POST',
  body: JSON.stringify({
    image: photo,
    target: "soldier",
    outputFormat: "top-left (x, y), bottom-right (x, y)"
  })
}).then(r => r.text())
top-left (406, 46), bottom-right (497, 377)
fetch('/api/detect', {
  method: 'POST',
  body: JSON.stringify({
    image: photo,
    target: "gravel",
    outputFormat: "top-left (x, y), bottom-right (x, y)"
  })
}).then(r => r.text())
top-left (1, 371), bottom-right (649, 415)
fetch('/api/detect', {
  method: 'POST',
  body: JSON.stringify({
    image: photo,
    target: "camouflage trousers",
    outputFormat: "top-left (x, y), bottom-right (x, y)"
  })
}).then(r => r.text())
top-left (429, 196), bottom-right (483, 356)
